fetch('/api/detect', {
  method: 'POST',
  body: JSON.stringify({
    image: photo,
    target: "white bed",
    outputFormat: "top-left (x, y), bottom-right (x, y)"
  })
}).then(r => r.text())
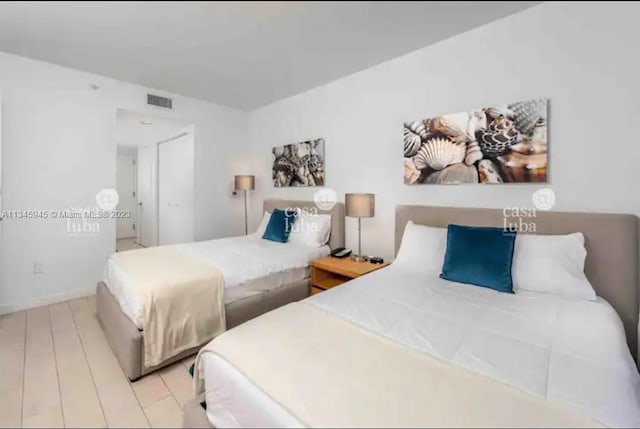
top-left (198, 265), bottom-right (640, 428)
top-left (105, 234), bottom-right (330, 329)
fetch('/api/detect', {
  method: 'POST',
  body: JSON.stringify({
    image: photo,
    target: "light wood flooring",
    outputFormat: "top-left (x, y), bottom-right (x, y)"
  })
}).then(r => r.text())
top-left (0, 295), bottom-right (195, 428)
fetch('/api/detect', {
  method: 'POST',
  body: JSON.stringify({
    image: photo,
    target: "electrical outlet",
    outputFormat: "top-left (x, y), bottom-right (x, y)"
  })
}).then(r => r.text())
top-left (33, 262), bottom-right (44, 275)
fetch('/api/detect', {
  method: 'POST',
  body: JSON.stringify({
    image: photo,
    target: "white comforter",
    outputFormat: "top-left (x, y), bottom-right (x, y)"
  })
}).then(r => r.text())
top-left (104, 235), bottom-right (329, 328)
top-left (200, 265), bottom-right (640, 428)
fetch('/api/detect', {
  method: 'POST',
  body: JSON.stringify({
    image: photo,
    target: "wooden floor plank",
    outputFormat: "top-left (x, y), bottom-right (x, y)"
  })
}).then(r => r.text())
top-left (2, 295), bottom-right (198, 428)
top-left (70, 298), bottom-right (150, 428)
top-left (22, 307), bottom-right (63, 426)
top-left (50, 303), bottom-right (106, 428)
top-left (0, 311), bottom-right (26, 428)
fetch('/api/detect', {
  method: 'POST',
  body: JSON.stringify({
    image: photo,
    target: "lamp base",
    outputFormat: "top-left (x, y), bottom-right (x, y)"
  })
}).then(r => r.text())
top-left (350, 254), bottom-right (368, 263)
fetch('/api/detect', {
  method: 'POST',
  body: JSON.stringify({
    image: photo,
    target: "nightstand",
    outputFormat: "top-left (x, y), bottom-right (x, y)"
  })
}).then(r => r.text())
top-left (310, 256), bottom-right (390, 295)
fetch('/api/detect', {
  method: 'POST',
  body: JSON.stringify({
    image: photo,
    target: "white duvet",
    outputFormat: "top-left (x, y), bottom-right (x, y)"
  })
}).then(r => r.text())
top-left (104, 235), bottom-right (329, 328)
top-left (200, 265), bottom-right (640, 428)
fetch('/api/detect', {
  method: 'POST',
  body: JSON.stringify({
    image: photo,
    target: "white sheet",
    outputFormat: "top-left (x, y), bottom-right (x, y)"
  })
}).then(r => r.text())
top-left (104, 235), bottom-right (329, 328)
top-left (199, 265), bottom-right (640, 428)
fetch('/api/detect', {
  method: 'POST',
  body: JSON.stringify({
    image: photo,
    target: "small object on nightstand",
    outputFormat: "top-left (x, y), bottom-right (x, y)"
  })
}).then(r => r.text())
top-left (369, 256), bottom-right (384, 264)
top-left (310, 256), bottom-right (389, 295)
top-left (330, 247), bottom-right (352, 259)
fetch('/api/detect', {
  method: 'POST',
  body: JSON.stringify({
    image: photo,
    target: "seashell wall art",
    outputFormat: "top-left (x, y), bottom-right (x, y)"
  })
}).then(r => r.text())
top-left (403, 98), bottom-right (548, 185)
top-left (272, 138), bottom-right (325, 187)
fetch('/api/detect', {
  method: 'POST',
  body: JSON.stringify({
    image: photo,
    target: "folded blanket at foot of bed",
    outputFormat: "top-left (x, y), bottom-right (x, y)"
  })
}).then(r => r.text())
top-left (111, 245), bottom-right (225, 367)
top-left (195, 302), bottom-right (602, 428)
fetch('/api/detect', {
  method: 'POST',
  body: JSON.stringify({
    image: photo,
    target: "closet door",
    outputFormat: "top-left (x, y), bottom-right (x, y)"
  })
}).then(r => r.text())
top-left (0, 93), bottom-right (4, 295)
top-left (158, 132), bottom-right (194, 245)
top-left (137, 145), bottom-right (157, 247)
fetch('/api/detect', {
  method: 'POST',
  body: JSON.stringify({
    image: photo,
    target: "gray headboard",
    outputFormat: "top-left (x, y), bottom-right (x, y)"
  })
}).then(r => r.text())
top-left (264, 199), bottom-right (345, 250)
top-left (395, 205), bottom-right (640, 362)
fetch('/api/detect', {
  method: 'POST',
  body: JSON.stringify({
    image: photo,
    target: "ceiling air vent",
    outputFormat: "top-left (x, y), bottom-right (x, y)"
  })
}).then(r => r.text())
top-left (147, 93), bottom-right (173, 109)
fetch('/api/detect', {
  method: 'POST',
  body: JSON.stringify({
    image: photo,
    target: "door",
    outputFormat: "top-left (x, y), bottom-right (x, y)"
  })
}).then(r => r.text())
top-left (116, 153), bottom-right (136, 239)
top-left (158, 132), bottom-right (194, 245)
top-left (137, 145), bottom-right (157, 247)
top-left (0, 93), bottom-right (4, 304)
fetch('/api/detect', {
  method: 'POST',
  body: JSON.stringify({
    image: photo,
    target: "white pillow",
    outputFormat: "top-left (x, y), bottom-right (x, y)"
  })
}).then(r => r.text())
top-left (255, 211), bottom-right (271, 237)
top-left (512, 232), bottom-right (597, 301)
top-left (288, 210), bottom-right (332, 248)
top-left (394, 221), bottom-right (447, 273)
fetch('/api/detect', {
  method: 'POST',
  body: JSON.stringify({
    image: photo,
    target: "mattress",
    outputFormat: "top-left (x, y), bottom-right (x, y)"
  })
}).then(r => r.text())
top-left (199, 265), bottom-right (640, 428)
top-left (104, 234), bottom-right (329, 329)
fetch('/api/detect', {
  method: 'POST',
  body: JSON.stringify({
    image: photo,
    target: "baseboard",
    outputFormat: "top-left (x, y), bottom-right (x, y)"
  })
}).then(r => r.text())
top-left (0, 304), bottom-right (14, 315)
top-left (0, 286), bottom-right (96, 315)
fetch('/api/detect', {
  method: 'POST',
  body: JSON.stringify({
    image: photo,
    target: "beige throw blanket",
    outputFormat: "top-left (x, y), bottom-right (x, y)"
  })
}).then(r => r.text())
top-left (196, 302), bottom-right (602, 428)
top-left (112, 246), bottom-right (225, 367)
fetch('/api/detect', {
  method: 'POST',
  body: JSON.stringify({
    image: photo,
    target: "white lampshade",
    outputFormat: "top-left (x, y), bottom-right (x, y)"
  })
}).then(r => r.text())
top-left (234, 175), bottom-right (255, 191)
top-left (345, 193), bottom-right (375, 218)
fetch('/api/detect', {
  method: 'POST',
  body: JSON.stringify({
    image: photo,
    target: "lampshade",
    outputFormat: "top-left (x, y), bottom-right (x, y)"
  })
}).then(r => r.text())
top-left (345, 193), bottom-right (375, 218)
top-left (234, 175), bottom-right (255, 191)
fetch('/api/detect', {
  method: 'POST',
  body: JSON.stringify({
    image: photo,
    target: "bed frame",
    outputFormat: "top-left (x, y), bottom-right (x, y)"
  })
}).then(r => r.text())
top-left (182, 204), bottom-right (639, 428)
top-left (97, 198), bottom-right (345, 381)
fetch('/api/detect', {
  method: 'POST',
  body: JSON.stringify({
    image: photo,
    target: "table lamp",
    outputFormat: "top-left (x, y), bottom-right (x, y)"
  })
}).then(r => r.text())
top-left (235, 175), bottom-right (255, 235)
top-left (345, 193), bottom-right (375, 262)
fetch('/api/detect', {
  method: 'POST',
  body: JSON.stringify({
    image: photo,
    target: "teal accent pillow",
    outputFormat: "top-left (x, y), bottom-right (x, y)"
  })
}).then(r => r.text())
top-left (262, 209), bottom-right (296, 243)
top-left (440, 224), bottom-right (516, 293)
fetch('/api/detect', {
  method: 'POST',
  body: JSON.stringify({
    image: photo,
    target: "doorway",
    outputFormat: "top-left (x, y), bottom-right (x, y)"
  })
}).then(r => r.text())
top-left (115, 109), bottom-right (194, 251)
top-left (116, 147), bottom-right (137, 243)
top-left (0, 93), bottom-right (4, 300)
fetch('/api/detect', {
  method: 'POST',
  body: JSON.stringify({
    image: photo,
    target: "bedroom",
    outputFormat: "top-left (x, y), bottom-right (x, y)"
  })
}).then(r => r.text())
top-left (0, 1), bottom-right (639, 428)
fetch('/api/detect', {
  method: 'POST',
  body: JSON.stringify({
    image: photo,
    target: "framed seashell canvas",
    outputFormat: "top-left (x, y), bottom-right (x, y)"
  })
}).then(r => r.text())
top-left (272, 138), bottom-right (325, 187)
top-left (403, 98), bottom-right (548, 185)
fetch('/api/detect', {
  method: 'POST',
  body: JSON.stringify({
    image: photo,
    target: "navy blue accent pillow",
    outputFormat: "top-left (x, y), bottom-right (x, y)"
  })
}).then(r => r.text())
top-left (440, 224), bottom-right (516, 293)
top-left (262, 209), bottom-right (296, 243)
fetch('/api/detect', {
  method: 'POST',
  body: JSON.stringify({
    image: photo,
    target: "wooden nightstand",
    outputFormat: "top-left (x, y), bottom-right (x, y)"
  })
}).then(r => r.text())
top-left (310, 256), bottom-right (390, 295)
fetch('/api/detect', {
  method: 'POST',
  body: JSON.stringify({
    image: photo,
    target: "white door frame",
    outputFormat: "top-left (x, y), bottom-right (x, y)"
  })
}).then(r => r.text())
top-left (134, 131), bottom-right (190, 247)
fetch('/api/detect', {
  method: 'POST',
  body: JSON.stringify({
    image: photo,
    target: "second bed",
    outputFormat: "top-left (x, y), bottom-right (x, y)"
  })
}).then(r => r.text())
top-left (97, 198), bottom-right (344, 380)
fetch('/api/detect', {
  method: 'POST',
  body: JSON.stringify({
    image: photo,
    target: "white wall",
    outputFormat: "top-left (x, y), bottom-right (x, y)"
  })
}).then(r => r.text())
top-left (116, 152), bottom-right (136, 239)
top-left (247, 2), bottom-right (640, 261)
top-left (0, 53), bottom-right (248, 313)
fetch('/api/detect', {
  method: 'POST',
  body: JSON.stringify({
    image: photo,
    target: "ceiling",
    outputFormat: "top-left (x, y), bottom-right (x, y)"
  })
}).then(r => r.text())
top-left (116, 109), bottom-right (189, 152)
top-left (0, 1), bottom-right (539, 110)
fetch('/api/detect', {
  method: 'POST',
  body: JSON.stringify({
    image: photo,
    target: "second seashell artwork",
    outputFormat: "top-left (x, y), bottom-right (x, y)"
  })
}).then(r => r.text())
top-left (403, 98), bottom-right (548, 184)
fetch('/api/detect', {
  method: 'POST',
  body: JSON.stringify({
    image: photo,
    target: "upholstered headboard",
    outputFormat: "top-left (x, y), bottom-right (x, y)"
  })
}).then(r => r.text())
top-left (263, 199), bottom-right (345, 250)
top-left (395, 205), bottom-right (640, 362)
